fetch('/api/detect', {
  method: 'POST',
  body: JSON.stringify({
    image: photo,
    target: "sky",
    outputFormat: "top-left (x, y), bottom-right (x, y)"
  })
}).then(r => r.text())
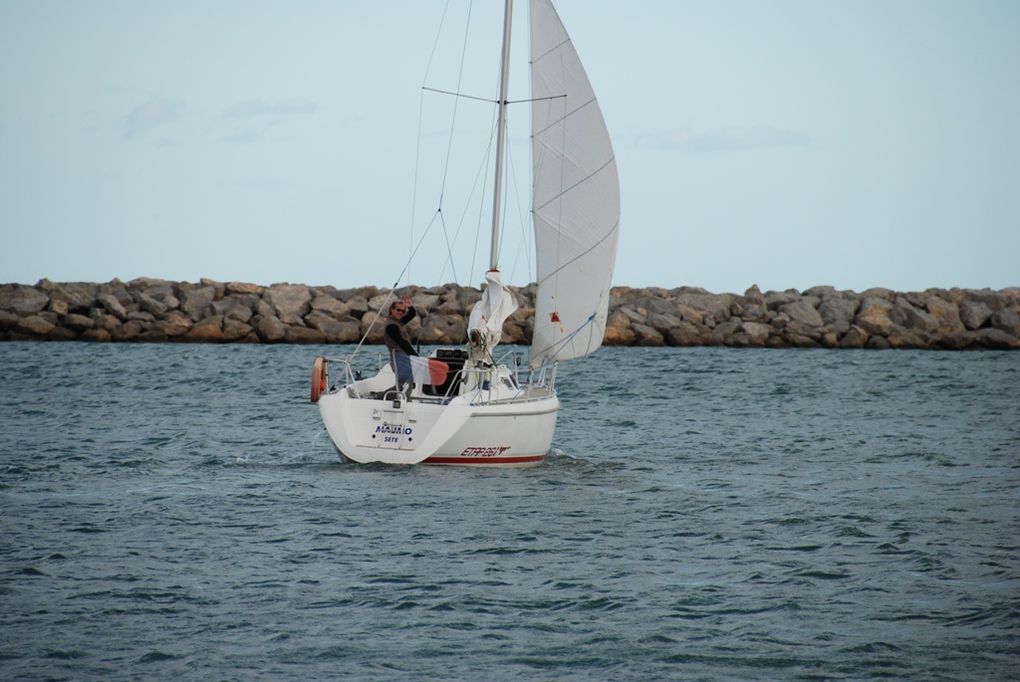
top-left (1, 0), bottom-right (1018, 294)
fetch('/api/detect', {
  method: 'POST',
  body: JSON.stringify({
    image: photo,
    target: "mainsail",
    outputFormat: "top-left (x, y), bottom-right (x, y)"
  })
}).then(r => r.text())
top-left (528, 0), bottom-right (620, 368)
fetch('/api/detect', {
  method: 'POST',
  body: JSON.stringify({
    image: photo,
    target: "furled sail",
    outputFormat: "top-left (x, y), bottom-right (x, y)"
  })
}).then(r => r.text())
top-left (528, 0), bottom-right (620, 368)
top-left (468, 269), bottom-right (518, 362)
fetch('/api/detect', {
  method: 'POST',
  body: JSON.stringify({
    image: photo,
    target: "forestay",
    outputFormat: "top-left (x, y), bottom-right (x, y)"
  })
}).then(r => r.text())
top-left (529, 0), bottom-right (620, 368)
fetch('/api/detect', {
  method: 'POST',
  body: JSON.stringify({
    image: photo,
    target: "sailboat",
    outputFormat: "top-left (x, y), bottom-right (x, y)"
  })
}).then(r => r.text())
top-left (312, 0), bottom-right (620, 466)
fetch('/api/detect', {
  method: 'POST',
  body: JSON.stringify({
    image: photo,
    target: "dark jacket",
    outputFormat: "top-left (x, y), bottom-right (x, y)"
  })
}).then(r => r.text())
top-left (384, 307), bottom-right (417, 356)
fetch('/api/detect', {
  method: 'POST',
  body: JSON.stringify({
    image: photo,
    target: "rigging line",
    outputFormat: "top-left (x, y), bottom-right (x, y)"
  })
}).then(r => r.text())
top-left (407, 88), bottom-right (427, 285)
top-left (536, 220), bottom-right (620, 286)
top-left (422, 0), bottom-right (455, 84)
top-left (351, 210), bottom-right (444, 361)
top-left (531, 37), bottom-right (571, 64)
top-left (532, 96), bottom-right (596, 139)
top-left (534, 156), bottom-right (615, 213)
top-left (469, 106), bottom-right (499, 286)
top-left (438, 0), bottom-right (475, 207)
top-left (504, 132), bottom-right (530, 283)
top-left (422, 86), bottom-right (496, 104)
top-left (437, 209), bottom-right (459, 285)
top-left (532, 312), bottom-right (598, 368)
top-left (505, 94), bottom-right (567, 104)
top-left (409, 0), bottom-right (456, 281)
top-left (442, 110), bottom-right (499, 286)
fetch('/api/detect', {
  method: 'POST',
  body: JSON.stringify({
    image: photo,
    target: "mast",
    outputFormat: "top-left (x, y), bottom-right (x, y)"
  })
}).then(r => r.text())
top-left (488, 0), bottom-right (513, 271)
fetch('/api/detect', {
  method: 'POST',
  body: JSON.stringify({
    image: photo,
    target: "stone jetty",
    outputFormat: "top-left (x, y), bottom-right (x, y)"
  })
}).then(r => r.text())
top-left (1, 278), bottom-right (1018, 349)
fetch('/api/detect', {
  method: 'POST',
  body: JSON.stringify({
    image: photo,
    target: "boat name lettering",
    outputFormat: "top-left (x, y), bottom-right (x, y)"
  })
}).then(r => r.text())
top-left (460, 446), bottom-right (511, 457)
top-left (375, 423), bottom-right (412, 435)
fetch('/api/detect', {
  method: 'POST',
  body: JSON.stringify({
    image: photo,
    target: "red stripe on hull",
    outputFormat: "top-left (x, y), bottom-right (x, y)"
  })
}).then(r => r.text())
top-left (424, 454), bottom-right (546, 465)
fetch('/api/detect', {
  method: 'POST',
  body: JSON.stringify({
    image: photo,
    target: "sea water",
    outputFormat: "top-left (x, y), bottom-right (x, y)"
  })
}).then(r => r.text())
top-left (1, 343), bottom-right (1017, 680)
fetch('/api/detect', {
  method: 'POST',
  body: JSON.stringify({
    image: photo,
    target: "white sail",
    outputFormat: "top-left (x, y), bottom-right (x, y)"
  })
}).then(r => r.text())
top-left (528, 0), bottom-right (620, 368)
top-left (468, 269), bottom-right (519, 361)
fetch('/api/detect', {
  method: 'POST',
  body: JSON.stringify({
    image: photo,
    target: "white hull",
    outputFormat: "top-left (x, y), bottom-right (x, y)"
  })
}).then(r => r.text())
top-left (318, 361), bottom-right (559, 466)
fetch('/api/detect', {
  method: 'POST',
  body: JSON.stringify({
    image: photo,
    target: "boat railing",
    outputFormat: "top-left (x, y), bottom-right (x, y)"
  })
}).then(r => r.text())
top-left (325, 349), bottom-right (556, 403)
top-left (325, 352), bottom-right (387, 399)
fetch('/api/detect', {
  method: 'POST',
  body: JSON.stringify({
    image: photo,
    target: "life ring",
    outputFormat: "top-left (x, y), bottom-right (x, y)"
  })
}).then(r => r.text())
top-left (310, 356), bottom-right (328, 403)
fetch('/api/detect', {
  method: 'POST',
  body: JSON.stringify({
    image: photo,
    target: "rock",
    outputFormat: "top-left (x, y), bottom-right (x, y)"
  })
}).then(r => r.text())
top-left (674, 303), bottom-right (705, 325)
top-left (345, 295), bottom-right (371, 318)
top-left (47, 326), bottom-right (78, 341)
top-left (305, 311), bottom-right (361, 343)
top-left (152, 312), bottom-right (192, 338)
top-left (838, 325), bottom-right (869, 348)
top-left (225, 281), bottom-right (262, 295)
top-left (739, 321), bottom-right (771, 347)
top-left (785, 319), bottom-right (823, 340)
top-left (925, 297), bottom-right (965, 334)
top-left (47, 299), bottom-right (69, 316)
top-left (632, 323), bottom-right (665, 346)
top-left (137, 293), bottom-right (168, 316)
top-left (887, 329), bottom-right (930, 349)
top-left (419, 314), bottom-right (465, 344)
top-left (603, 324), bottom-right (636, 345)
top-left (358, 316), bottom-right (387, 344)
top-left (958, 300), bottom-right (992, 330)
top-left (783, 331), bottom-right (820, 348)
top-left (856, 297), bottom-right (895, 336)
top-left (742, 284), bottom-right (765, 304)
top-left (180, 286), bottom-right (216, 321)
top-left (309, 295), bottom-right (350, 319)
top-left (960, 288), bottom-right (1008, 310)
top-left (674, 292), bottom-right (733, 323)
top-left (665, 322), bottom-right (703, 346)
top-left (95, 293), bottom-right (128, 320)
top-left (15, 314), bottom-right (55, 336)
top-left (804, 285), bottom-right (837, 298)
top-left (865, 335), bottom-right (890, 349)
top-left (47, 283), bottom-right (98, 312)
top-left (79, 328), bottom-right (111, 342)
top-left (976, 328), bottom-right (1018, 350)
top-left (818, 297), bottom-right (858, 335)
top-left (222, 318), bottom-right (255, 342)
top-left (111, 321), bottom-right (146, 342)
top-left (284, 325), bottom-right (326, 344)
top-left (618, 307), bottom-right (647, 325)
top-left (128, 276), bottom-right (171, 290)
top-left (127, 311), bottom-right (155, 322)
top-left (0, 309), bottom-right (17, 330)
top-left (779, 300), bottom-right (824, 328)
top-left (647, 312), bottom-right (683, 332)
top-left (264, 284), bottom-right (311, 325)
top-left (710, 319), bottom-right (742, 344)
top-left (764, 291), bottom-right (798, 311)
top-left (97, 280), bottom-right (132, 306)
top-left (254, 315), bottom-right (286, 343)
top-left (0, 284), bottom-right (49, 315)
top-left (182, 316), bottom-right (225, 342)
top-left (90, 310), bottom-right (121, 331)
top-left (890, 298), bottom-right (938, 335)
top-left (990, 307), bottom-right (1020, 337)
top-left (199, 277), bottom-right (226, 299)
top-left (860, 287), bottom-right (895, 301)
top-left (211, 296), bottom-right (256, 323)
top-left (63, 313), bottom-right (95, 332)
top-left (936, 331), bottom-right (976, 350)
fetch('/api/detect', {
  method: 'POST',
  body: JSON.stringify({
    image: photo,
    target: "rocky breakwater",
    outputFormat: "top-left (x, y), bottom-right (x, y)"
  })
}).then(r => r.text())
top-left (1, 278), bottom-right (1018, 349)
top-left (603, 285), bottom-right (1020, 350)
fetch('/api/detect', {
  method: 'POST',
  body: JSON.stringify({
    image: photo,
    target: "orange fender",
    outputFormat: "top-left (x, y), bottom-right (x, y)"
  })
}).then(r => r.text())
top-left (310, 356), bottom-right (328, 403)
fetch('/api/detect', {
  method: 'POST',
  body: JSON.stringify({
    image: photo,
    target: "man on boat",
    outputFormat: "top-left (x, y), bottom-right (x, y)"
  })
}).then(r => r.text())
top-left (384, 296), bottom-right (418, 357)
